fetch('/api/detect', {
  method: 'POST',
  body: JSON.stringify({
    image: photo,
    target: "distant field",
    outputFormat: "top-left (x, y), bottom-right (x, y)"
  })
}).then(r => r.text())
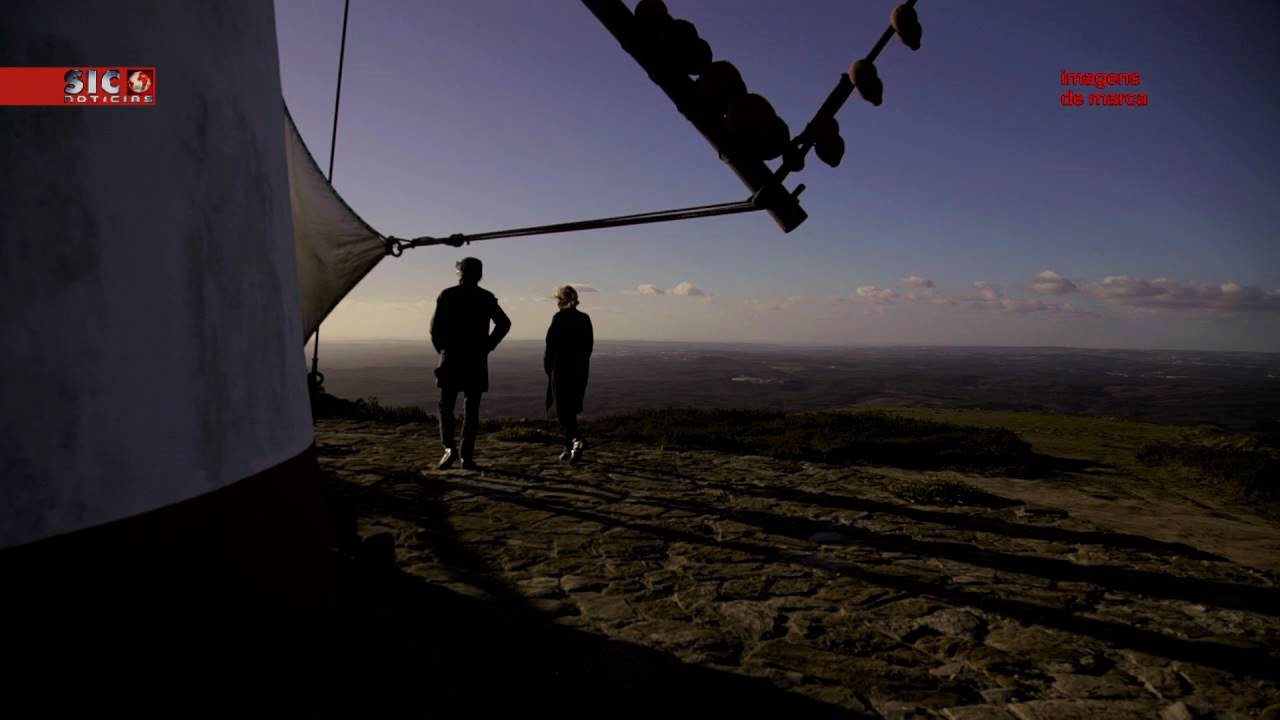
top-left (314, 340), bottom-right (1280, 429)
top-left (865, 407), bottom-right (1277, 513)
top-left (876, 407), bottom-right (1186, 473)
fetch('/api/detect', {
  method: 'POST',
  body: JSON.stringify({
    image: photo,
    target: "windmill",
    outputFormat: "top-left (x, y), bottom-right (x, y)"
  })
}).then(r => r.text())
top-left (0, 0), bottom-right (929, 651)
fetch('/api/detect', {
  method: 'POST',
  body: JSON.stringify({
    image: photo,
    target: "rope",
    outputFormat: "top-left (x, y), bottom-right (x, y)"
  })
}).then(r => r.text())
top-left (310, 0), bottom-right (351, 393)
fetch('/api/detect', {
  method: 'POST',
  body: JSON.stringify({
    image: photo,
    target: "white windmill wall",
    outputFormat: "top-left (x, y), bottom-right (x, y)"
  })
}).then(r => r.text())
top-left (0, 0), bottom-right (314, 550)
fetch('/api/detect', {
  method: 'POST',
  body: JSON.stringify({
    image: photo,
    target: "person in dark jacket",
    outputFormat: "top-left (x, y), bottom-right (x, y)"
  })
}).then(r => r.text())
top-left (544, 285), bottom-right (593, 464)
top-left (430, 257), bottom-right (511, 470)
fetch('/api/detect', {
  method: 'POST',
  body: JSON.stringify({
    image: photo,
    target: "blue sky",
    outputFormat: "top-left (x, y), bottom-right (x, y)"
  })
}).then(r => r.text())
top-left (276, 0), bottom-right (1280, 350)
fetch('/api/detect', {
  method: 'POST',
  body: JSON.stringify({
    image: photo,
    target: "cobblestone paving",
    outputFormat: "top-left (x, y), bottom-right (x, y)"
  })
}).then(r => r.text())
top-left (319, 420), bottom-right (1280, 719)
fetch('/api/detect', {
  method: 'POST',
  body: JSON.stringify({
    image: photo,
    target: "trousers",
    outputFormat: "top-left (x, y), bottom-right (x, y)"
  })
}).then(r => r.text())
top-left (439, 389), bottom-right (482, 459)
top-left (560, 412), bottom-right (579, 450)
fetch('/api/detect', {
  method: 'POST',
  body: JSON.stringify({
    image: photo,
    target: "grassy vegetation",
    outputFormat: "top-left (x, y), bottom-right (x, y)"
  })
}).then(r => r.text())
top-left (878, 406), bottom-right (1279, 512)
top-left (1136, 429), bottom-right (1280, 505)
top-left (312, 393), bottom-right (435, 424)
top-left (582, 408), bottom-right (1035, 475)
top-left (313, 394), bottom-right (1278, 512)
top-left (875, 407), bottom-right (1186, 475)
top-left (315, 396), bottom-right (1033, 474)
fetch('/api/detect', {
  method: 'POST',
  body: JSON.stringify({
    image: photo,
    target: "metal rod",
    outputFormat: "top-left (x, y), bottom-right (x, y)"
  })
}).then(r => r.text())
top-left (581, 0), bottom-right (807, 233)
top-left (774, 0), bottom-right (916, 186)
top-left (388, 198), bottom-right (764, 253)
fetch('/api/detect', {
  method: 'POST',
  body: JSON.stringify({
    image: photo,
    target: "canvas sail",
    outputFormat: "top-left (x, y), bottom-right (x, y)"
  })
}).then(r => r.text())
top-left (284, 106), bottom-right (386, 341)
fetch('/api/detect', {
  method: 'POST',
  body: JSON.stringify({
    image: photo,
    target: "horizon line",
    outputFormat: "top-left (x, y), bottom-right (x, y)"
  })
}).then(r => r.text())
top-left (305, 337), bottom-right (1280, 356)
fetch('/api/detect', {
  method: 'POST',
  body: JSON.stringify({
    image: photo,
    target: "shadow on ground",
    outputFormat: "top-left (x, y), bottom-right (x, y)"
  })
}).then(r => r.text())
top-left (598, 461), bottom-right (1226, 561)
top-left (1, 485), bottom-right (855, 718)
top-left (424, 473), bottom-right (1280, 683)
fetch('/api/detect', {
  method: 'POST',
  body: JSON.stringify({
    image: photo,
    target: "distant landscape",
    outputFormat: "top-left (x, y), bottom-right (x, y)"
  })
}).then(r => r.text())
top-left (312, 341), bottom-right (1280, 429)
top-left (312, 341), bottom-right (1280, 715)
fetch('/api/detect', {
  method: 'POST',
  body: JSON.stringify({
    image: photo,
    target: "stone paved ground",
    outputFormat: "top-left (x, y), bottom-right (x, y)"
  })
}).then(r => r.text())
top-left (318, 419), bottom-right (1280, 719)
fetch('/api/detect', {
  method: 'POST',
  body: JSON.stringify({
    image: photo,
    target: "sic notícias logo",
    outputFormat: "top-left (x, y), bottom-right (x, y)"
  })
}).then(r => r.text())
top-left (64, 68), bottom-right (155, 105)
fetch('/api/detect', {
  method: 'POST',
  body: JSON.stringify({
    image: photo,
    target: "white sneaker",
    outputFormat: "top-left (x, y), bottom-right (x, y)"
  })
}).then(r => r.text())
top-left (569, 439), bottom-right (585, 465)
top-left (437, 447), bottom-right (458, 470)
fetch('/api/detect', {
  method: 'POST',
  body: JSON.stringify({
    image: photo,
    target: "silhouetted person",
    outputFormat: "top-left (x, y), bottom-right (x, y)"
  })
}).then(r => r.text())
top-left (430, 257), bottom-right (511, 470)
top-left (544, 285), bottom-right (593, 464)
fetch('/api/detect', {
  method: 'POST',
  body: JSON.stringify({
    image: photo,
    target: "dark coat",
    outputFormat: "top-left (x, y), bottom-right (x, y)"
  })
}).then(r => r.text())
top-left (544, 308), bottom-right (593, 418)
top-left (430, 283), bottom-right (511, 393)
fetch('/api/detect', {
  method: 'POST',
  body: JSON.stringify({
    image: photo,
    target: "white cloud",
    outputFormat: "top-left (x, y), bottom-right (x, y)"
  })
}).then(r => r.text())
top-left (1000, 299), bottom-right (1090, 315)
top-left (671, 281), bottom-right (706, 297)
top-left (563, 283), bottom-right (598, 293)
top-left (1086, 276), bottom-right (1280, 313)
top-left (926, 281), bottom-right (1001, 309)
top-left (628, 281), bottom-right (708, 297)
top-left (855, 285), bottom-right (899, 304)
top-left (899, 275), bottom-right (935, 289)
top-left (923, 280), bottom-right (1087, 316)
top-left (1030, 270), bottom-right (1078, 295)
top-left (973, 281), bottom-right (1003, 301)
top-left (998, 298), bottom-right (1048, 314)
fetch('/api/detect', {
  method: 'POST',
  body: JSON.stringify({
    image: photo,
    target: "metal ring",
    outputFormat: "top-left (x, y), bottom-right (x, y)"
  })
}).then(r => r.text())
top-left (386, 238), bottom-right (404, 257)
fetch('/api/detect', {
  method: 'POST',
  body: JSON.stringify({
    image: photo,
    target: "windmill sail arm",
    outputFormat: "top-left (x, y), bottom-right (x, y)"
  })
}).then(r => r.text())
top-left (581, 0), bottom-right (807, 233)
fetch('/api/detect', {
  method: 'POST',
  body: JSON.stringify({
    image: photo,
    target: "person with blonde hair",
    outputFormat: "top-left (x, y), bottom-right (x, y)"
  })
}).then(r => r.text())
top-left (544, 285), bottom-right (593, 464)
